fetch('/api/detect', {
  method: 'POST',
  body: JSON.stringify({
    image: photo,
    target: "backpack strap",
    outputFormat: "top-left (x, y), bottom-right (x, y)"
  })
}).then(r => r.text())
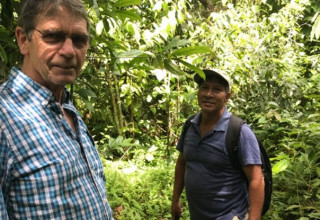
top-left (180, 114), bottom-right (197, 148)
top-left (225, 115), bottom-right (244, 169)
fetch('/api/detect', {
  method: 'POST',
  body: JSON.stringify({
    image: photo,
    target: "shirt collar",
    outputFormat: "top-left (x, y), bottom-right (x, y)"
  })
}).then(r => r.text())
top-left (191, 107), bottom-right (231, 131)
top-left (10, 67), bottom-right (70, 105)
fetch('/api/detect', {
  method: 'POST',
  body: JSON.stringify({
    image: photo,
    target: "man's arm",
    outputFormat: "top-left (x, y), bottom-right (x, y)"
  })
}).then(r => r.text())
top-left (171, 153), bottom-right (186, 219)
top-left (243, 165), bottom-right (265, 220)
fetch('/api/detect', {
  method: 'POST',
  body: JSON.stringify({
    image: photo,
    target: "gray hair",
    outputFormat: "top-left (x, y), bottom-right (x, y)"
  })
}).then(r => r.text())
top-left (18, 0), bottom-right (89, 36)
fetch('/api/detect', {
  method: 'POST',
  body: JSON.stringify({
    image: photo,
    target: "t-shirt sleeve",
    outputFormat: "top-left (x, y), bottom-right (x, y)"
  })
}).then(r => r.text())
top-left (238, 123), bottom-right (262, 166)
top-left (176, 129), bottom-right (185, 152)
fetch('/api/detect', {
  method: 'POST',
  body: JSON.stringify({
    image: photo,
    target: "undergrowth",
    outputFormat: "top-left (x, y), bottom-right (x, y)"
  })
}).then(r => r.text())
top-left (102, 159), bottom-right (190, 220)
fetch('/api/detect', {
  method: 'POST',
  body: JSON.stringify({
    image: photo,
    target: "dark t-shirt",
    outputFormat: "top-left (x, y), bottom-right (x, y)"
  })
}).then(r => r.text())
top-left (177, 109), bottom-right (261, 220)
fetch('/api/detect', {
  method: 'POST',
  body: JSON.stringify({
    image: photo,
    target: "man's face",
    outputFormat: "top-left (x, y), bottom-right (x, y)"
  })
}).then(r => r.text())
top-left (17, 6), bottom-right (89, 92)
top-left (197, 79), bottom-right (230, 114)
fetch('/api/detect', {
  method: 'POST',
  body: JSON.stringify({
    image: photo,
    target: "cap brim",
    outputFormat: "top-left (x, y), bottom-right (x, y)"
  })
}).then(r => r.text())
top-left (194, 69), bottom-right (230, 87)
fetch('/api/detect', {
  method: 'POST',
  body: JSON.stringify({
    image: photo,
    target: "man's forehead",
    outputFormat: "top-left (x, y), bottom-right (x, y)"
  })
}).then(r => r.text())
top-left (34, 9), bottom-right (88, 32)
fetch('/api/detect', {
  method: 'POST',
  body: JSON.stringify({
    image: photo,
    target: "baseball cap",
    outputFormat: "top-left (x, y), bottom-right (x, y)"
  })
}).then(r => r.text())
top-left (194, 69), bottom-right (231, 88)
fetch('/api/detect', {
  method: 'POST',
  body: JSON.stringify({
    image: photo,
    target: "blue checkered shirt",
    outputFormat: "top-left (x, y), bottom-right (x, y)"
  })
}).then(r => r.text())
top-left (0, 67), bottom-right (114, 219)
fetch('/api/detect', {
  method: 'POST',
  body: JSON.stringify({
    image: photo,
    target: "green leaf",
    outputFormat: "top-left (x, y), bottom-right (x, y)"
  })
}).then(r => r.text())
top-left (163, 60), bottom-right (185, 76)
top-left (152, 54), bottom-right (164, 69)
top-left (96, 20), bottom-right (104, 35)
top-left (77, 88), bottom-right (97, 100)
top-left (0, 27), bottom-right (15, 46)
top-left (272, 159), bottom-right (290, 174)
top-left (311, 12), bottom-right (320, 40)
top-left (176, 59), bottom-right (204, 77)
top-left (163, 38), bottom-right (189, 52)
top-left (0, 45), bottom-right (8, 63)
top-left (170, 46), bottom-right (211, 58)
top-left (316, 167), bottom-right (320, 177)
top-left (115, 9), bottom-right (141, 21)
top-left (309, 213), bottom-right (320, 218)
top-left (113, 0), bottom-right (142, 7)
top-left (118, 50), bottom-right (145, 59)
top-left (85, 101), bottom-right (95, 112)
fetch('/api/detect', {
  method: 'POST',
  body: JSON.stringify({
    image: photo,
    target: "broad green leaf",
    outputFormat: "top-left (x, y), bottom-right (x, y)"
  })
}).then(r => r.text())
top-left (163, 60), bottom-right (185, 76)
top-left (308, 132), bottom-right (320, 138)
top-left (113, 0), bottom-right (141, 7)
top-left (96, 20), bottom-right (104, 35)
top-left (308, 113), bottom-right (320, 119)
top-left (118, 50), bottom-right (145, 59)
top-left (309, 213), bottom-right (320, 218)
top-left (170, 46), bottom-right (211, 58)
top-left (258, 116), bottom-right (266, 123)
top-left (91, 0), bottom-right (100, 17)
top-left (115, 9), bottom-right (141, 21)
top-left (272, 159), bottom-right (290, 174)
top-left (176, 58), bottom-right (204, 77)
top-left (312, 179), bottom-right (320, 188)
top-left (164, 38), bottom-right (189, 52)
top-left (152, 54), bottom-right (164, 69)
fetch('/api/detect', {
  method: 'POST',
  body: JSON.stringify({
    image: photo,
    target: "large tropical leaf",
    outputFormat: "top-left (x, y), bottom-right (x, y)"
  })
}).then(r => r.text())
top-left (169, 46), bottom-right (211, 58)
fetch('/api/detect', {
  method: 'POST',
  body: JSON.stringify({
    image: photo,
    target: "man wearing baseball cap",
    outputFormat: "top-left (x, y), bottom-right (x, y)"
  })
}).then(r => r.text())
top-left (171, 69), bottom-right (264, 220)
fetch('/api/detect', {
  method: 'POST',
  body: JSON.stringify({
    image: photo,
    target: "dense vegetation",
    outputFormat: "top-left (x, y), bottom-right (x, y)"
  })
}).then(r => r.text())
top-left (1, 0), bottom-right (320, 219)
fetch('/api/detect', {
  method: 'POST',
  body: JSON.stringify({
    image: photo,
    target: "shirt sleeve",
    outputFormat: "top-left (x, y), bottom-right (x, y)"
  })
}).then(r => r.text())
top-left (0, 130), bottom-right (9, 220)
top-left (0, 190), bottom-right (9, 220)
top-left (238, 123), bottom-right (262, 166)
top-left (176, 130), bottom-right (184, 152)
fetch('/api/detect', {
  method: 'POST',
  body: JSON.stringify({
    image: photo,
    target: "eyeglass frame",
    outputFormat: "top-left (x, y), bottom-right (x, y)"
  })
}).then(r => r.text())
top-left (30, 28), bottom-right (90, 49)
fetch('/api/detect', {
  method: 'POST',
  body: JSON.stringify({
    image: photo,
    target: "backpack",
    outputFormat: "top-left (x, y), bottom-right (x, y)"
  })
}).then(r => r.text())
top-left (180, 114), bottom-right (272, 216)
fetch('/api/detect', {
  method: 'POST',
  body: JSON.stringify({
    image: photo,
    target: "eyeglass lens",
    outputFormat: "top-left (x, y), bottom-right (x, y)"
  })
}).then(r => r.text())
top-left (33, 28), bottom-right (89, 49)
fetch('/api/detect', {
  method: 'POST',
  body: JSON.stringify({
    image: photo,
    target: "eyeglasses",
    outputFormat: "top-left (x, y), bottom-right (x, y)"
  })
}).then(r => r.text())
top-left (32, 28), bottom-right (90, 49)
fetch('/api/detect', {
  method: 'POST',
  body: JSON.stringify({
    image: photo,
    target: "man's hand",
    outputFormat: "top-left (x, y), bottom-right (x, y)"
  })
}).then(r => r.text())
top-left (171, 200), bottom-right (182, 220)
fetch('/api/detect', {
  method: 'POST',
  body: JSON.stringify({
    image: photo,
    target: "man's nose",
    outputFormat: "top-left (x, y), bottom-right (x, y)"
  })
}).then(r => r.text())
top-left (205, 89), bottom-right (214, 96)
top-left (59, 37), bottom-right (76, 57)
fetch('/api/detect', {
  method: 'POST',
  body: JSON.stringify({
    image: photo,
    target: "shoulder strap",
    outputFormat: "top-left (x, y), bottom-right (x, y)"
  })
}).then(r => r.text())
top-left (225, 115), bottom-right (244, 169)
top-left (180, 114), bottom-right (197, 146)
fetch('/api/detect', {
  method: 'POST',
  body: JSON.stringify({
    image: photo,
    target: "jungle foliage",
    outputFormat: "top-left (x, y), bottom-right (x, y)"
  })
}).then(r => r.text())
top-left (1, 0), bottom-right (320, 219)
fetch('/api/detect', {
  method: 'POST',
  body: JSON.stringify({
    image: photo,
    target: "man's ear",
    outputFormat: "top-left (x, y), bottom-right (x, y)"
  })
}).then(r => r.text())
top-left (225, 92), bottom-right (231, 103)
top-left (15, 27), bottom-right (29, 55)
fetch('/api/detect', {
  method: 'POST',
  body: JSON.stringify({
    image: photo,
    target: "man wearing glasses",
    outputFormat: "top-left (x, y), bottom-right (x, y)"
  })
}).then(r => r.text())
top-left (0, 0), bottom-right (114, 219)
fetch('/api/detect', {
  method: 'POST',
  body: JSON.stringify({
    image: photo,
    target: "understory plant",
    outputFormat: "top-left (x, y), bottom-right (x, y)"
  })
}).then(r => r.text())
top-left (102, 157), bottom-right (190, 220)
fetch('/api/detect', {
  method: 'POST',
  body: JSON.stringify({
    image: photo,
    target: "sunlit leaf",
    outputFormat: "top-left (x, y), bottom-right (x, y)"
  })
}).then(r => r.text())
top-left (96, 20), bottom-right (104, 35)
top-left (115, 9), bottom-right (141, 21)
top-left (272, 159), bottom-right (290, 174)
top-left (164, 38), bottom-right (189, 52)
top-left (311, 12), bottom-right (320, 40)
top-left (118, 50), bottom-right (145, 59)
top-left (113, 0), bottom-right (142, 7)
top-left (170, 46), bottom-right (211, 58)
